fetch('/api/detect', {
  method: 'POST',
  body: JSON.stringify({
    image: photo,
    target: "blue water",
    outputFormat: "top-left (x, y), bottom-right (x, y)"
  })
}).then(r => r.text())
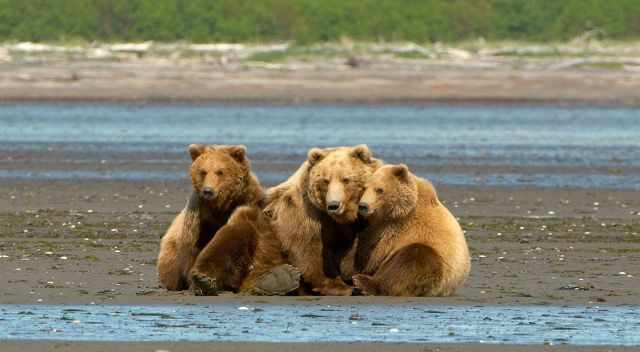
top-left (1, 104), bottom-right (639, 188)
top-left (0, 304), bottom-right (639, 345)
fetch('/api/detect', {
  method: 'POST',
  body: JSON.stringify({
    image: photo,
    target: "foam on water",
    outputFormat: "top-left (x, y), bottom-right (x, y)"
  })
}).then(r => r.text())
top-left (0, 304), bottom-right (639, 345)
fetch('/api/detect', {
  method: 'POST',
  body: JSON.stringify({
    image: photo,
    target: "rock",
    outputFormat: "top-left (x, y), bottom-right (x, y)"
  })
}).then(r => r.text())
top-left (446, 48), bottom-right (472, 60)
top-left (190, 43), bottom-right (245, 53)
top-left (13, 42), bottom-right (53, 52)
top-left (87, 48), bottom-right (112, 59)
top-left (110, 42), bottom-right (152, 53)
top-left (558, 284), bottom-right (593, 291)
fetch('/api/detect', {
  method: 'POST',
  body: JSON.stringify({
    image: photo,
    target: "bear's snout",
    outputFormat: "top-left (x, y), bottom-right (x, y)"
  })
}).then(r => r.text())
top-left (326, 201), bottom-right (342, 214)
top-left (201, 187), bottom-right (217, 200)
top-left (358, 202), bottom-right (370, 216)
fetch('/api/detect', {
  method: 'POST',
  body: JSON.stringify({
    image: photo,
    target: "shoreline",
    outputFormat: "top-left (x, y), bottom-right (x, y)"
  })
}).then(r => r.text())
top-left (2, 45), bottom-right (640, 106)
top-left (2, 96), bottom-right (640, 108)
top-left (1, 341), bottom-right (637, 352)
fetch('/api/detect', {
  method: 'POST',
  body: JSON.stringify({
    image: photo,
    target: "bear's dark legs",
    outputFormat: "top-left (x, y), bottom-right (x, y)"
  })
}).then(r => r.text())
top-left (354, 243), bottom-right (444, 297)
top-left (189, 221), bottom-right (258, 295)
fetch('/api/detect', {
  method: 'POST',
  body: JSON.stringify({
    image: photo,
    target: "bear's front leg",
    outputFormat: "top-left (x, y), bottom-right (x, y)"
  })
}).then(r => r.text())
top-left (312, 277), bottom-right (353, 296)
top-left (190, 272), bottom-right (219, 296)
top-left (352, 274), bottom-right (381, 296)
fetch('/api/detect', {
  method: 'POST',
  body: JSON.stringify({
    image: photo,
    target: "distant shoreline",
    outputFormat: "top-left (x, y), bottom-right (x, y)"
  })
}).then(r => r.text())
top-left (2, 96), bottom-right (640, 107)
top-left (2, 41), bottom-right (640, 106)
top-left (2, 69), bottom-right (639, 107)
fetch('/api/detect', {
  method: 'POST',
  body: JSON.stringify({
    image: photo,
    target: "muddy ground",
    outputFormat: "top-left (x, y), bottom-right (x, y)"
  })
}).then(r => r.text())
top-left (0, 177), bottom-right (638, 306)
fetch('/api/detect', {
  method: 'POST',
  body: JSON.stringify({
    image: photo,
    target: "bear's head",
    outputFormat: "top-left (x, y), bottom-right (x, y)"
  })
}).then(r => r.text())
top-left (188, 144), bottom-right (251, 210)
top-left (305, 144), bottom-right (381, 224)
top-left (358, 164), bottom-right (419, 221)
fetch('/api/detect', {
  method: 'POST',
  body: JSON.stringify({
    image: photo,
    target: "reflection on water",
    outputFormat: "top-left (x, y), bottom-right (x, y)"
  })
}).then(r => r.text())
top-left (1, 304), bottom-right (639, 345)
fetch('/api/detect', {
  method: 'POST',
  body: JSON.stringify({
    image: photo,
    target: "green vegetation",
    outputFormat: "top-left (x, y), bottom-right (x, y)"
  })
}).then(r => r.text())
top-left (393, 50), bottom-right (432, 60)
top-left (579, 62), bottom-right (626, 70)
top-left (247, 50), bottom-right (297, 63)
top-left (247, 45), bottom-right (352, 62)
top-left (1, 0), bottom-right (640, 43)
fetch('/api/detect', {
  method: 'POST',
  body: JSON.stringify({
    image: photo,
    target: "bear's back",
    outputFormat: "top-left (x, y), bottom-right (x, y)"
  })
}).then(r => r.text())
top-left (409, 178), bottom-right (470, 292)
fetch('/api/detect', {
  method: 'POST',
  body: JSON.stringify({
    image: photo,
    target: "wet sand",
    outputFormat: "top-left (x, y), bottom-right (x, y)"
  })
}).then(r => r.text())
top-left (2, 67), bottom-right (640, 106)
top-left (1, 176), bottom-right (638, 306)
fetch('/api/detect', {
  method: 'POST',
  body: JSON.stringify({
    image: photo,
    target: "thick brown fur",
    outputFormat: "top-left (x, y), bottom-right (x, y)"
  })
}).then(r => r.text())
top-left (354, 164), bottom-right (470, 297)
top-left (156, 144), bottom-right (264, 291)
top-left (189, 205), bottom-right (293, 294)
top-left (263, 145), bottom-right (382, 295)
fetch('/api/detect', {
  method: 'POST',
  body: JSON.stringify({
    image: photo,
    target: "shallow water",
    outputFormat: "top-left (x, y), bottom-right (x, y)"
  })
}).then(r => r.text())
top-left (0, 304), bottom-right (639, 345)
top-left (1, 104), bottom-right (639, 188)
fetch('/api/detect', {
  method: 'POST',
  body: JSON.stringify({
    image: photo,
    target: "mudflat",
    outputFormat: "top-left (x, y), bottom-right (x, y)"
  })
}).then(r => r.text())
top-left (1, 175), bottom-right (638, 306)
top-left (2, 104), bottom-right (637, 306)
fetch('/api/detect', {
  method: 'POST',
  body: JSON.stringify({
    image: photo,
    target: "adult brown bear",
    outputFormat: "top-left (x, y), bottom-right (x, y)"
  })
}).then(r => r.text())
top-left (263, 145), bottom-right (383, 295)
top-left (354, 164), bottom-right (470, 297)
top-left (156, 144), bottom-right (263, 291)
top-left (188, 145), bottom-right (382, 296)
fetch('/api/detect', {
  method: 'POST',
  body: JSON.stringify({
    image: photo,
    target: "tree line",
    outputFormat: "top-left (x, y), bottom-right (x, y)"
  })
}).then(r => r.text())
top-left (1, 0), bottom-right (639, 43)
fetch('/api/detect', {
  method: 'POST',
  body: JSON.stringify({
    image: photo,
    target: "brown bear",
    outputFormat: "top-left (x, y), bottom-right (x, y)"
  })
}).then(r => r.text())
top-left (263, 145), bottom-right (383, 295)
top-left (353, 164), bottom-right (470, 297)
top-left (156, 144), bottom-right (264, 291)
top-left (189, 205), bottom-right (301, 296)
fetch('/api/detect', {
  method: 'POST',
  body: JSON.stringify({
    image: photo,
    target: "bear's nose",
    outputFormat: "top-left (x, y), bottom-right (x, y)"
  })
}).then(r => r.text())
top-left (326, 201), bottom-right (342, 213)
top-left (202, 187), bottom-right (216, 199)
top-left (358, 202), bottom-right (369, 215)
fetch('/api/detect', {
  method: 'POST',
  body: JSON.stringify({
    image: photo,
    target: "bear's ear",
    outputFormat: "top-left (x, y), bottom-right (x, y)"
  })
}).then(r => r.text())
top-left (307, 148), bottom-right (327, 166)
top-left (188, 144), bottom-right (205, 161)
top-left (351, 144), bottom-right (372, 163)
top-left (391, 164), bottom-right (410, 181)
top-left (227, 145), bottom-right (247, 163)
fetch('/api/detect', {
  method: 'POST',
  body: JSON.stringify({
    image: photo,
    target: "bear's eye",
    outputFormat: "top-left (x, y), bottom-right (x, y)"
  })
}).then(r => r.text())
top-left (199, 170), bottom-right (207, 177)
top-left (215, 169), bottom-right (224, 176)
top-left (375, 187), bottom-right (384, 195)
top-left (342, 177), bottom-right (350, 184)
top-left (321, 178), bottom-right (330, 185)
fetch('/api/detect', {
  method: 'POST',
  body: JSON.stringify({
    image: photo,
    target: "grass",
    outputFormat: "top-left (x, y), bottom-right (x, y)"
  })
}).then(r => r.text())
top-left (393, 50), bottom-right (431, 59)
top-left (246, 45), bottom-right (355, 62)
top-left (578, 62), bottom-right (626, 70)
top-left (5, 40), bottom-right (640, 67)
top-left (247, 50), bottom-right (291, 62)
